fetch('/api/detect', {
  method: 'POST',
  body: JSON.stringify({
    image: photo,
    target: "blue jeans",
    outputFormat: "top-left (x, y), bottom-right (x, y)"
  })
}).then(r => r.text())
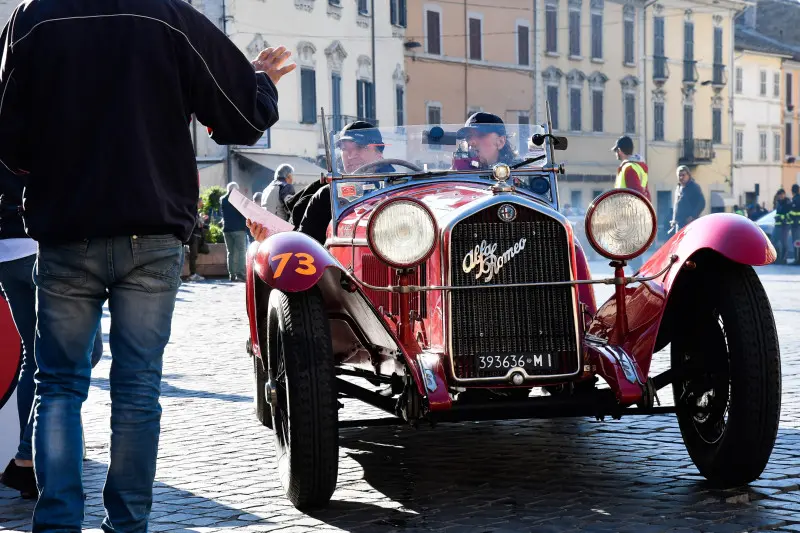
top-left (223, 230), bottom-right (247, 280)
top-left (32, 236), bottom-right (183, 533)
top-left (0, 254), bottom-right (103, 462)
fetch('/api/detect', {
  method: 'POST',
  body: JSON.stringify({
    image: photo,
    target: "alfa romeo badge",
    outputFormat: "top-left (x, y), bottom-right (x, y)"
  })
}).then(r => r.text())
top-left (498, 204), bottom-right (517, 223)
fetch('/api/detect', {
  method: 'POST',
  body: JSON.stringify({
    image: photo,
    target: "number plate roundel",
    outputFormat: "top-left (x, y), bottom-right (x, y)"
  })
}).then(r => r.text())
top-left (498, 204), bottom-right (517, 223)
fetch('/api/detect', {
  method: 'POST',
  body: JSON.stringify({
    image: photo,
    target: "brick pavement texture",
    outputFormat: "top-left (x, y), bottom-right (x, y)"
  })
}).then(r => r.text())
top-left (1, 263), bottom-right (799, 532)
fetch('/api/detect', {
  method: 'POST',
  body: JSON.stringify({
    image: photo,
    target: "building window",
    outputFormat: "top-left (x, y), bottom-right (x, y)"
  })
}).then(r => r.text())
top-left (547, 85), bottom-right (560, 130)
top-left (569, 0), bottom-right (581, 57)
top-left (331, 73), bottom-right (342, 130)
top-left (653, 16), bottom-right (665, 78)
top-left (773, 72), bottom-right (780, 98)
top-left (759, 132), bottom-right (768, 161)
top-left (517, 24), bottom-right (530, 66)
top-left (390, 0), bottom-right (407, 27)
top-left (570, 88), bottom-right (582, 131)
top-left (712, 108), bottom-right (722, 144)
top-left (571, 190), bottom-right (582, 208)
top-left (468, 16), bottom-right (483, 60)
top-left (425, 8), bottom-right (441, 55)
top-left (683, 104), bottom-right (693, 140)
top-left (760, 70), bottom-right (767, 96)
top-left (786, 123), bottom-right (793, 156)
top-left (592, 89), bottom-right (603, 132)
top-left (590, 0), bottom-right (603, 60)
top-left (395, 86), bottom-right (405, 126)
top-left (357, 0), bottom-right (368, 15)
top-left (624, 93), bottom-right (635, 134)
top-left (545, 0), bottom-right (558, 53)
top-left (519, 113), bottom-right (530, 153)
top-left (735, 129), bottom-right (744, 161)
top-left (357, 79), bottom-right (375, 123)
top-left (653, 101), bottom-right (664, 141)
top-left (774, 132), bottom-right (782, 162)
top-left (623, 6), bottom-right (635, 65)
top-left (787, 73), bottom-right (794, 108)
top-left (735, 67), bottom-right (743, 94)
top-left (300, 68), bottom-right (317, 124)
top-left (426, 102), bottom-right (442, 125)
top-left (713, 27), bottom-right (723, 67)
top-left (683, 21), bottom-right (694, 82)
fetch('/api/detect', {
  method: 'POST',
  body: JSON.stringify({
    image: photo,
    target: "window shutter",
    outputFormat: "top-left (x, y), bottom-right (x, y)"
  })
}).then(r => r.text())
top-left (518, 27), bottom-right (529, 66)
top-left (684, 22), bottom-right (694, 61)
top-left (787, 73), bottom-right (794, 107)
top-left (547, 86), bottom-right (559, 130)
top-left (713, 27), bottom-right (723, 64)
top-left (593, 90), bottom-right (603, 132)
top-left (569, 11), bottom-right (580, 56)
top-left (399, 0), bottom-right (407, 27)
top-left (357, 81), bottom-right (365, 120)
top-left (592, 14), bottom-right (602, 59)
top-left (683, 105), bottom-right (693, 140)
top-left (390, 0), bottom-right (397, 25)
top-left (301, 68), bottom-right (317, 124)
top-left (654, 17), bottom-right (664, 56)
top-left (624, 21), bottom-right (634, 64)
top-left (469, 18), bottom-right (482, 60)
top-left (712, 108), bottom-right (721, 144)
top-left (427, 11), bottom-right (440, 54)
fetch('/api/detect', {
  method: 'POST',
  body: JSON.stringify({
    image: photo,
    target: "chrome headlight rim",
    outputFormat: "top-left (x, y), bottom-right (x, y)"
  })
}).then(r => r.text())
top-left (584, 189), bottom-right (657, 261)
top-left (367, 197), bottom-right (438, 269)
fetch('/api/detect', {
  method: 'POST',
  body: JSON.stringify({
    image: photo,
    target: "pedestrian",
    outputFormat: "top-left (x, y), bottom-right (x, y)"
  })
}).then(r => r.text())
top-left (221, 182), bottom-right (249, 282)
top-left (611, 136), bottom-right (651, 202)
top-left (773, 189), bottom-right (792, 264)
top-left (0, 0), bottom-right (293, 530)
top-left (670, 166), bottom-right (706, 232)
top-left (253, 191), bottom-right (263, 206)
top-left (733, 205), bottom-right (746, 216)
top-left (790, 184), bottom-right (800, 265)
top-left (185, 198), bottom-right (207, 282)
top-left (0, 167), bottom-right (103, 500)
top-left (260, 163), bottom-right (296, 221)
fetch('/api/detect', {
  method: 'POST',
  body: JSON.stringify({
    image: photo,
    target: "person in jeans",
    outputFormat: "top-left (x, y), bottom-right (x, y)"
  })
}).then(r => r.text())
top-left (0, 167), bottom-right (103, 500)
top-left (220, 182), bottom-right (248, 281)
top-left (0, 0), bottom-right (292, 530)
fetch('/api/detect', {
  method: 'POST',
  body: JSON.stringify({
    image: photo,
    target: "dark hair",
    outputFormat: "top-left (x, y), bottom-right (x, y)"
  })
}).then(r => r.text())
top-left (498, 141), bottom-right (518, 164)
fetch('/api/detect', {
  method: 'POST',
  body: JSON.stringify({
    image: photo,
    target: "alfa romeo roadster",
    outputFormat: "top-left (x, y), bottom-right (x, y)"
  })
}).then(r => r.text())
top-left (244, 117), bottom-right (781, 509)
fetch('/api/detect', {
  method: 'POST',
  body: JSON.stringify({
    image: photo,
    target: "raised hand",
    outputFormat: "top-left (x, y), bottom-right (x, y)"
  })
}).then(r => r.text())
top-left (252, 46), bottom-right (297, 85)
top-left (247, 219), bottom-right (270, 242)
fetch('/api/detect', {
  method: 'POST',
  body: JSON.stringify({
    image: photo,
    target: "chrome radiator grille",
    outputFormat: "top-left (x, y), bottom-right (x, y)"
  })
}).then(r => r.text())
top-left (448, 205), bottom-right (579, 380)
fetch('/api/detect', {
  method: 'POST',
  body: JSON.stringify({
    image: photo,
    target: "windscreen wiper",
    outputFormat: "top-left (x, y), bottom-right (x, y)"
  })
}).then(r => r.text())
top-left (510, 154), bottom-right (547, 169)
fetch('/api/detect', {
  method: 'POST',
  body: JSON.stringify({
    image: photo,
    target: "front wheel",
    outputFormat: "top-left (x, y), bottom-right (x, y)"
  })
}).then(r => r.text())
top-left (671, 260), bottom-right (781, 487)
top-left (267, 287), bottom-right (338, 510)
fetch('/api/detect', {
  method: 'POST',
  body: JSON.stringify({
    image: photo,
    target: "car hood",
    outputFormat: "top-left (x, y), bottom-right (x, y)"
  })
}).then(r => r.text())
top-left (334, 182), bottom-right (555, 240)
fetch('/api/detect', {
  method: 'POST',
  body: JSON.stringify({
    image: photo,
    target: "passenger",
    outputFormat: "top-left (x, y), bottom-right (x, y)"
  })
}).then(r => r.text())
top-left (457, 112), bottom-right (517, 169)
top-left (282, 121), bottom-right (394, 245)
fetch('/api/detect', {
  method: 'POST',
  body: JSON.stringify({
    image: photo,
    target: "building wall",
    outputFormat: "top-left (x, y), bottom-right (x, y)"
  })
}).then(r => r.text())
top-left (732, 50), bottom-right (785, 209)
top-left (405, 0), bottom-right (535, 125)
top-left (643, 1), bottom-right (740, 228)
top-left (782, 60), bottom-right (800, 195)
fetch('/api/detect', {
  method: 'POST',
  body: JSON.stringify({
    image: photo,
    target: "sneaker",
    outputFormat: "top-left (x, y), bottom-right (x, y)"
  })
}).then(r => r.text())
top-left (188, 273), bottom-right (205, 282)
top-left (1, 460), bottom-right (37, 499)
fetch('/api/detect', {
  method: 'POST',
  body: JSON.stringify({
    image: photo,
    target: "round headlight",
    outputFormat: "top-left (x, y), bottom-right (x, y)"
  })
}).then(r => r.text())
top-left (368, 198), bottom-right (437, 268)
top-left (585, 190), bottom-right (657, 261)
top-left (493, 163), bottom-right (511, 181)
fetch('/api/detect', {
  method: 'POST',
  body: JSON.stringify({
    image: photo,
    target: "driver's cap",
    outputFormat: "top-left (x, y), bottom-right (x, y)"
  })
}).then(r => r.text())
top-left (336, 120), bottom-right (384, 150)
top-left (459, 112), bottom-right (507, 137)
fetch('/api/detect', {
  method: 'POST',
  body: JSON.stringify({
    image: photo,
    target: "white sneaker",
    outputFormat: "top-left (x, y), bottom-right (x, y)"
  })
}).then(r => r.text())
top-left (188, 273), bottom-right (205, 282)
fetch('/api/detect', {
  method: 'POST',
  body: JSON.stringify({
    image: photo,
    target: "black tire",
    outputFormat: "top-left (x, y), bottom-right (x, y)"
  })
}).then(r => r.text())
top-left (671, 260), bottom-right (781, 487)
top-left (267, 287), bottom-right (338, 510)
top-left (253, 352), bottom-right (272, 429)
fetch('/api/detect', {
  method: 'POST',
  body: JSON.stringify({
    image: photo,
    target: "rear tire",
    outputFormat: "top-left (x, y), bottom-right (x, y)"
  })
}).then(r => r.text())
top-left (671, 260), bottom-right (780, 487)
top-left (267, 288), bottom-right (338, 510)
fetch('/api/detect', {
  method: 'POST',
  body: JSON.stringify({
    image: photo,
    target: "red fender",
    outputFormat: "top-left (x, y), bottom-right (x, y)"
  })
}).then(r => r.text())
top-left (252, 231), bottom-right (342, 293)
top-left (588, 213), bottom-right (775, 378)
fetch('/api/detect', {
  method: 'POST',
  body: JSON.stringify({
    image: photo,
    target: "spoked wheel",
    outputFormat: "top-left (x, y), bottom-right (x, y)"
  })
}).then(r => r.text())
top-left (671, 260), bottom-right (781, 487)
top-left (266, 288), bottom-right (338, 510)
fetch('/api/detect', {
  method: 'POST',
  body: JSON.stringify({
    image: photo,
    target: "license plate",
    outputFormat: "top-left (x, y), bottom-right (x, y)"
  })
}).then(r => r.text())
top-left (477, 353), bottom-right (555, 373)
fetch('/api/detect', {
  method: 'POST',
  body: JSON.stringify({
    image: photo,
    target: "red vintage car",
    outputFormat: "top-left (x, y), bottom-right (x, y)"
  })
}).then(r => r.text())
top-left (244, 120), bottom-right (781, 510)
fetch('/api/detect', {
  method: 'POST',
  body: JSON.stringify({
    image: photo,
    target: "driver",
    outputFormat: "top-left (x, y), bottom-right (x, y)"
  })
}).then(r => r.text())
top-left (457, 112), bottom-right (518, 170)
top-left (248, 121), bottom-right (393, 244)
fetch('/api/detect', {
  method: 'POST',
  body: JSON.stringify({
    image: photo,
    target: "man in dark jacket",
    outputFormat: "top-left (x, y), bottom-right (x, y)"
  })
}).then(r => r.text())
top-left (791, 184), bottom-right (800, 265)
top-left (0, 1), bottom-right (293, 530)
top-left (774, 189), bottom-right (793, 264)
top-left (671, 166), bottom-right (706, 231)
top-left (220, 182), bottom-right (249, 281)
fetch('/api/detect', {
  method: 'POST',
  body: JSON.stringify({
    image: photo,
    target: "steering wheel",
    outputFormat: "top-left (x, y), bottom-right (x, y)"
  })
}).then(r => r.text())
top-left (352, 158), bottom-right (423, 174)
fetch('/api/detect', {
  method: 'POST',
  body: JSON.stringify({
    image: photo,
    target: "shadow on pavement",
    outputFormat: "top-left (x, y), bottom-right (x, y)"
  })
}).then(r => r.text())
top-left (308, 418), bottom-right (800, 532)
top-left (0, 458), bottom-right (264, 532)
top-left (90, 376), bottom-right (251, 404)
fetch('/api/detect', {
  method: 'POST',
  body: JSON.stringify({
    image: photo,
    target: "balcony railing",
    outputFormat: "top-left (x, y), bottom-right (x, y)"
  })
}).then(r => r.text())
top-left (712, 63), bottom-right (727, 87)
top-left (683, 60), bottom-right (699, 83)
top-left (326, 114), bottom-right (379, 134)
top-left (653, 56), bottom-right (669, 84)
top-left (679, 138), bottom-right (714, 165)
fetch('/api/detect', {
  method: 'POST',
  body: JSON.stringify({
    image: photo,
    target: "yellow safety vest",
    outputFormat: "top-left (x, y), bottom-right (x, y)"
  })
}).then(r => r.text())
top-left (615, 161), bottom-right (648, 190)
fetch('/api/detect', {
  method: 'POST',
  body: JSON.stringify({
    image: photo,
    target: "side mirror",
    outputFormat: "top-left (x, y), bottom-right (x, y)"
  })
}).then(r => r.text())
top-left (530, 134), bottom-right (569, 150)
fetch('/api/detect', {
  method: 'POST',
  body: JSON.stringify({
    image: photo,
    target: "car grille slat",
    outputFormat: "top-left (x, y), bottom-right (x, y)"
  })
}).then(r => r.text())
top-left (449, 205), bottom-right (579, 380)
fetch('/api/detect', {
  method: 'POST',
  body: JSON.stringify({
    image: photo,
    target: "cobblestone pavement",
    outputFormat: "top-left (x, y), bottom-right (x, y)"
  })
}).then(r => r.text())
top-left (1, 262), bottom-right (799, 533)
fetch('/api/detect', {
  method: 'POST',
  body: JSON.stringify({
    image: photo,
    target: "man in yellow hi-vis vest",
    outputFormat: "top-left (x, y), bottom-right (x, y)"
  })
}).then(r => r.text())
top-left (611, 136), bottom-right (651, 202)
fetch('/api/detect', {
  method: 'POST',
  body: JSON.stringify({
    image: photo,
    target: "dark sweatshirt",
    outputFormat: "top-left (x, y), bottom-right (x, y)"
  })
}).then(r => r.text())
top-left (0, 167), bottom-right (26, 240)
top-left (0, 0), bottom-right (279, 243)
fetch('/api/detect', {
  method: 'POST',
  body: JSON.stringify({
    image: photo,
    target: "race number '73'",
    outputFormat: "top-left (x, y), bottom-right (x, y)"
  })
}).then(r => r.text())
top-left (270, 252), bottom-right (317, 278)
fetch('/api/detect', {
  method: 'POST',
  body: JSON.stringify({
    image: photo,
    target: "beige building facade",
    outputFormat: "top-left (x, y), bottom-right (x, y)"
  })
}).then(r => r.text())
top-left (782, 59), bottom-right (800, 195)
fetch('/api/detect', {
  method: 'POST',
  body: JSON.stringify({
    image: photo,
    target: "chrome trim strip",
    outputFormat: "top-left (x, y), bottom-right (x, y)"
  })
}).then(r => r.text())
top-left (443, 194), bottom-right (581, 385)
